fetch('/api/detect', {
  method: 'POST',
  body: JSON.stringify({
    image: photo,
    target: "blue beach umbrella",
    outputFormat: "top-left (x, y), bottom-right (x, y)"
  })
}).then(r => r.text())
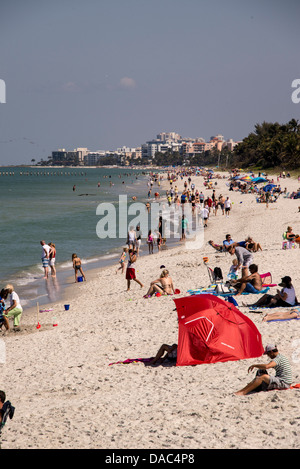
top-left (252, 177), bottom-right (268, 183)
top-left (262, 184), bottom-right (276, 192)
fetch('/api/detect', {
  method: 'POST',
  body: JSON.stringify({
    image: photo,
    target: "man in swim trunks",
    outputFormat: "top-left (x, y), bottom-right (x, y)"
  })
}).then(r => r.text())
top-left (40, 240), bottom-right (50, 279)
top-left (230, 264), bottom-right (262, 296)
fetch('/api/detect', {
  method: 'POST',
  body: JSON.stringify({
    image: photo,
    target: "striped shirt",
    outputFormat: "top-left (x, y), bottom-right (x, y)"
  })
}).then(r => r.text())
top-left (273, 354), bottom-right (292, 385)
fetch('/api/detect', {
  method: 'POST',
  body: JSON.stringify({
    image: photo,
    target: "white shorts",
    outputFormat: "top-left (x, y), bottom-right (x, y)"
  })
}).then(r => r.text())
top-left (243, 257), bottom-right (253, 268)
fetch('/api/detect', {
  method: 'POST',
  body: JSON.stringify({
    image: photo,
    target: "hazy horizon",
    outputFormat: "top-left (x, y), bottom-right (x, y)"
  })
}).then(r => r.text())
top-left (0, 0), bottom-right (300, 165)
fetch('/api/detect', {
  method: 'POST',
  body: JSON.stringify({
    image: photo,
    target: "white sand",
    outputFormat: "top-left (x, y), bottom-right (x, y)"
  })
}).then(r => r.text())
top-left (1, 171), bottom-right (300, 449)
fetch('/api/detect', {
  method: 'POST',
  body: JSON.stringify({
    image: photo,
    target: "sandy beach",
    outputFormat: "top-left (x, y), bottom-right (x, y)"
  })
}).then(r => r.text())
top-left (1, 169), bottom-right (300, 450)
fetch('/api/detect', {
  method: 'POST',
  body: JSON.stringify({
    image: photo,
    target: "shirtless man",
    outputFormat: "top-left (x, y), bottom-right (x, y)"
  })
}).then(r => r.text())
top-left (230, 264), bottom-right (262, 296)
top-left (144, 269), bottom-right (175, 298)
top-left (40, 240), bottom-right (50, 279)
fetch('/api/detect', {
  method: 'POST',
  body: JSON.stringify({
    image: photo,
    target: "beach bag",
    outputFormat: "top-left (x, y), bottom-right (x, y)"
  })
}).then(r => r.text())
top-left (214, 283), bottom-right (231, 294)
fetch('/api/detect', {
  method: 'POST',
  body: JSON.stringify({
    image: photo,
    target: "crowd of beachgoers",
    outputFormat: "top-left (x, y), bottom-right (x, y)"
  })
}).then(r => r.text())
top-left (1, 165), bottom-right (300, 449)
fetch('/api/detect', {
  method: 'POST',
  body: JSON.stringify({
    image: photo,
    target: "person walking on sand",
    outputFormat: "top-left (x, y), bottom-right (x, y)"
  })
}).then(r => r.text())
top-left (235, 344), bottom-right (292, 395)
top-left (40, 240), bottom-right (50, 279)
top-left (127, 226), bottom-right (136, 250)
top-left (126, 249), bottom-right (143, 291)
top-left (180, 214), bottom-right (188, 241)
top-left (147, 230), bottom-right (154, 254)
top-left (225, 196), bottom-right (231, 217)
top-left (116, 247), bottom-right (128, 274)
top-left (72, 253), bottom-right (86, 282)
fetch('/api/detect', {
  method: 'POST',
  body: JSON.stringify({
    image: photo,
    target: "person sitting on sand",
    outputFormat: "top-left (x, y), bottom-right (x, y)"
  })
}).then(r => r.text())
top-left (208, 240), bottom-right (224, 252)
top-left (244, 276), bottom-right (297, 309)
top-left (285, 226), bottom-right (300, 247)
top-left (244, 237), bottom-right (262, 252)
top-left (235, 344), bottom-right (292, 395)
top-left (209, 234), bottom-right (234, 252)
top-left (72, 253), bottom-right (86, 282)
top-left (148, 343), bottom-right (177, 366)
top-left (223, 234), bottom-right (235, 250)
top-left (144, 269), bottom-right (175, 298)
top-left (230, 264), bottom-right (262, 296)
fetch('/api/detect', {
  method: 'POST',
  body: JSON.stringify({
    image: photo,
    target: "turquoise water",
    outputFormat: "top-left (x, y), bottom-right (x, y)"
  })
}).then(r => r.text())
top-left (0, 166), bottom-right (152, 306)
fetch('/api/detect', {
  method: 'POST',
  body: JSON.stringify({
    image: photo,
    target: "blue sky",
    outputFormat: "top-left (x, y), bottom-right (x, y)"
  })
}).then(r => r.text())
top-left (0, 0), bottom-right (300, 165)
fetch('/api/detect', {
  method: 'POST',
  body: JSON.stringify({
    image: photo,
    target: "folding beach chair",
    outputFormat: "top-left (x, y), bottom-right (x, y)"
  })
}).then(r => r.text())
top-left (260, 272), bottom-right (277, 288)
top-left (207, 265), bottom-right (223, 285)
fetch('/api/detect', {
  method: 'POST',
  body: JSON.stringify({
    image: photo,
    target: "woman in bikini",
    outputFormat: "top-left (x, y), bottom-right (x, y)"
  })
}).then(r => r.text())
top-left (262, 309), bottom-right (300, 322)
top-left (144, 269), bottom-right (175, 298)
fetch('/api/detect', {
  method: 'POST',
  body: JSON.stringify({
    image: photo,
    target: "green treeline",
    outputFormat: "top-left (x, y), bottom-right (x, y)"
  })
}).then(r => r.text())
top-left (231, 119), bottom-right (300, 169)
top-left (152, 119), bottom-right (300, 170)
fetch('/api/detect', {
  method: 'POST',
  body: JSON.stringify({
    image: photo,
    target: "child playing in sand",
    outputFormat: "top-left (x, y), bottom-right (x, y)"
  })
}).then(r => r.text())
top-left (228, 259), bottom-right (239, 279)
top-left (116, 247), bottom-right (128, 274)
top-left (72, 253), bottom-right (86, 282)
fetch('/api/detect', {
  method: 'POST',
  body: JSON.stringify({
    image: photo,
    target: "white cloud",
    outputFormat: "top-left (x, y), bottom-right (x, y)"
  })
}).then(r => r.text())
top-left (119, 77), bottom-right (136, 89)
top-left (61, 81), bottom-right (81, 92)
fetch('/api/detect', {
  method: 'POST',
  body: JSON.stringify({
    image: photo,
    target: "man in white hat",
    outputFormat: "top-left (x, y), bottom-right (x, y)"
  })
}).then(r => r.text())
top-left (235, 344), bottom-right (292, 395)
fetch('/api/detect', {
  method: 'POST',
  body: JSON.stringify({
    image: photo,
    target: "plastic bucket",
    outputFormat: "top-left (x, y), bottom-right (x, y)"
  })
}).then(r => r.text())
top-left (77, 276), bottom-right (83, 282)
top-left (64, 304), bottom-right (70, 311)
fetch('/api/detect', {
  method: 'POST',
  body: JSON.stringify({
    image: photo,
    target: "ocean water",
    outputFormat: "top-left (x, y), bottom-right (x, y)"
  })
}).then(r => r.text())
top-left (0, 166), bottom-right (154, 307)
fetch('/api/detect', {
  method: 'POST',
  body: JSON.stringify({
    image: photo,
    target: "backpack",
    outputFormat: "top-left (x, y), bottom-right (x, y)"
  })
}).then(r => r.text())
top-left (0, 401), bottom-right (15, 436)
top-left (214, 267), bottom-right (223, 281)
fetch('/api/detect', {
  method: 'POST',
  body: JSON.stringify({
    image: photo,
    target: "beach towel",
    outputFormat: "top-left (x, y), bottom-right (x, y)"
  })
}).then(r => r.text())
top-left (108, 357), bottom-right (153, 366)
top-left (187, 286), bottom-right (270, 297)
